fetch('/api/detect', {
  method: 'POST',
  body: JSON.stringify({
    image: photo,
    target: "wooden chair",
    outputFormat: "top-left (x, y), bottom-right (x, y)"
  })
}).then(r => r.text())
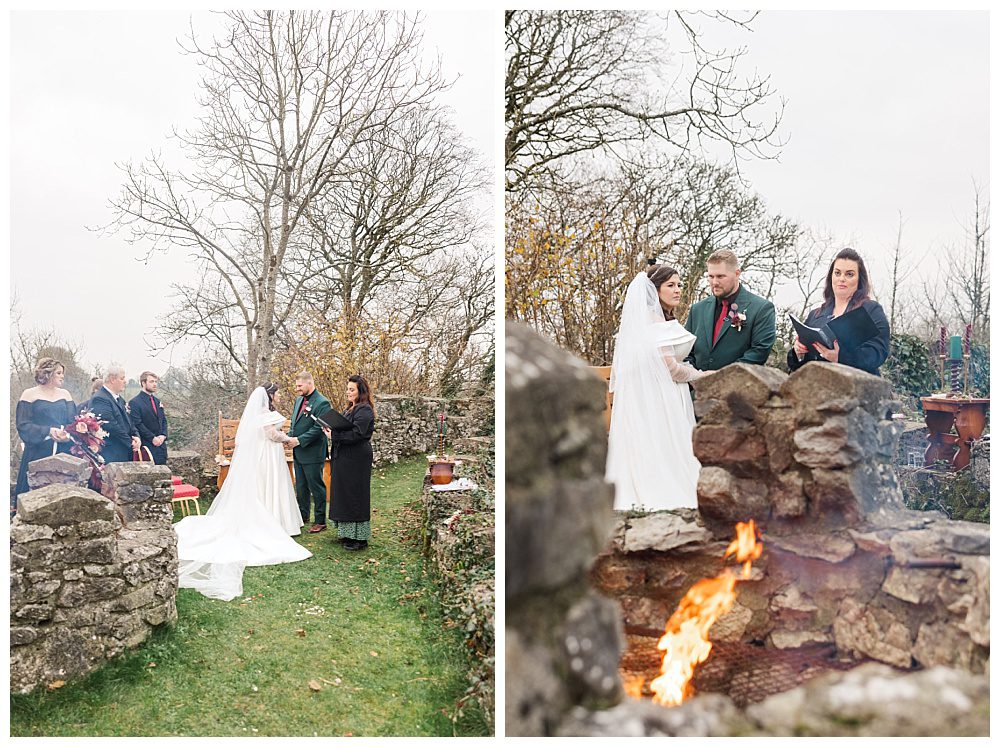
top-left (591, 366), bottom-right (613, 432)
top-left (217, 411), bottom-right (331, 495)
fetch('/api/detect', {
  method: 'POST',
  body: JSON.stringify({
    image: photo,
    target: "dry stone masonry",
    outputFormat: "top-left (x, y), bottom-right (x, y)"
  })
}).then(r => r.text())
top-left (506, 325), bottom-right (988, 736)
top-left (10, 455), bottom-right (178, 694)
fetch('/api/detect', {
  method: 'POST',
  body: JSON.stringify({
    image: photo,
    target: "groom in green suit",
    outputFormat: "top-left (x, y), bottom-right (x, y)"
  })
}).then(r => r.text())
top-left (684, 250), bottom-right (776, 370)
top-left (289, 371), bottom-right (332, 533)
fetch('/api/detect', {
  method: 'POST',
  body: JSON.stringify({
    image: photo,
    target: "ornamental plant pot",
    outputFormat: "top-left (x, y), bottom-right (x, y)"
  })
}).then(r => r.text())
top-left (429, 459), bottom-right (456, 485)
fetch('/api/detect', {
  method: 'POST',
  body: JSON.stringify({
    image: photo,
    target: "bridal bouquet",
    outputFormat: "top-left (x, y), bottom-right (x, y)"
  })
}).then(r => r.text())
top-left (66, 410), bottom-right (108, 466)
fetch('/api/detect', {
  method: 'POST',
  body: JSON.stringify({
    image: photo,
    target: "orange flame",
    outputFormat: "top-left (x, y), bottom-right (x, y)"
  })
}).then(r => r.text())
top-left (648, 520), bottom-right (763, 707)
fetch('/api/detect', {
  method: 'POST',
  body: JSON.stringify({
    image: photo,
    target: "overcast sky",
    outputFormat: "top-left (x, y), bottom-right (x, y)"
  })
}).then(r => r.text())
top-left (703, 10), bottom-right (989, 307)
top-left (8, 10), bottom-right (496, 379)
top-left (5, 9), bottom-right (991, 379)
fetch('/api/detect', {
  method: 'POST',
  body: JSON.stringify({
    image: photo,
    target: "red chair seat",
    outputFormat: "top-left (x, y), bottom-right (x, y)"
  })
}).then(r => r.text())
top-left (173, 484), bottom-right (200, 499)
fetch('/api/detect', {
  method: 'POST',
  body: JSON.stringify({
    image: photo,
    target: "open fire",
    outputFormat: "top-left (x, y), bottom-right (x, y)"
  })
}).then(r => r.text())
top-left (642, 520), bottom-right (763, 707)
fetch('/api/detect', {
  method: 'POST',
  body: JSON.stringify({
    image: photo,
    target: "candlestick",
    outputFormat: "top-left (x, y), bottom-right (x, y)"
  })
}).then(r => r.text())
top-left (939, 326), bottom-right (947, 357)
top-left (950, 359), bottom-right (961, 392)
top-left (964, 324), bottom-right (972, 355)
top-left (949, 335), bottom-right (962, 360)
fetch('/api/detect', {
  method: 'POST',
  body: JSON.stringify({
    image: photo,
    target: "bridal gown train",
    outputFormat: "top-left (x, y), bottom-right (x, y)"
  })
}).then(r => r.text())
top-left (606, 272), bottom-right (703, 511)
top-left (174, 388), bottom-right (311, 601)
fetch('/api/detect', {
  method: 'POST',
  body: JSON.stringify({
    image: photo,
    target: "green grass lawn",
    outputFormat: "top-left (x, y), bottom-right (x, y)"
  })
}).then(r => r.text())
top-left (9, 457), bottom-right (490, 737)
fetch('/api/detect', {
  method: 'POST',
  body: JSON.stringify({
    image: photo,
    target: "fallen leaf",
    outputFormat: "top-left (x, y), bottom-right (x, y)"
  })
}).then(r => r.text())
top-left (148, 662), bottom-right (157, 668)
top-left (47, 680), bottom-right (66, 691)
top-left (369, 650), bottom-right (379, 657)
top-left (308, 679), bottom-right (322, 692)
top-left (296, 629), bottom-right (307, 637)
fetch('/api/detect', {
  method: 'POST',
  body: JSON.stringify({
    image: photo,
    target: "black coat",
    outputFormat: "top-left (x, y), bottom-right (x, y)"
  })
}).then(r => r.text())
top-left (328, 404), bottom-right (375, 524)
top-left (15, 398), bottom-right (77, 496)
top-left (787, 299), bottom-right (890, 376)
top-left (129, 391), bottom-right (169, 464)
top-left (90, 388), bottom-right (139, 464)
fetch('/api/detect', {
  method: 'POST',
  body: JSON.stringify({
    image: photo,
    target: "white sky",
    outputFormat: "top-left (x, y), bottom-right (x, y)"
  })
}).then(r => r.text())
top-left (7, 10), bottom-right (496, 378)
top-left (701, 10), bottom-right (989, 307)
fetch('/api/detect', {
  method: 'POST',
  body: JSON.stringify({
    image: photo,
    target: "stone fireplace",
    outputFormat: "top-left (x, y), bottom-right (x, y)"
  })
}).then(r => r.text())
top-left (505, 321), bottom-right (989, 737)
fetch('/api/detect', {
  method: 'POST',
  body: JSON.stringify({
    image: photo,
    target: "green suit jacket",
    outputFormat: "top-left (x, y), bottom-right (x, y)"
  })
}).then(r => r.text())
top-left (684, 284), bottom-right (776, 371)
top-left (289, 389), bottom-right (331, 464)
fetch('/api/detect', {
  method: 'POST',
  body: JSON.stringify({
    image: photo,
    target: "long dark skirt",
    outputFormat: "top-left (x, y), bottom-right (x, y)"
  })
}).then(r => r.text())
top-left (329, 440), bottom-right (373, 524)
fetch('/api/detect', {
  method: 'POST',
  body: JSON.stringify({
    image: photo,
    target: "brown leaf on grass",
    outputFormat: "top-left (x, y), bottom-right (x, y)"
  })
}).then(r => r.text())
top-left (148, 662), bottom-right (157, 668)
top-left (308, 679), bottom-right (322, 692)
top-left (296, 629), bottom-right (307, 637)
top-left (369, 650), bottom-right (379, 657)
top-left (47, 680), bottom-right (66, 690)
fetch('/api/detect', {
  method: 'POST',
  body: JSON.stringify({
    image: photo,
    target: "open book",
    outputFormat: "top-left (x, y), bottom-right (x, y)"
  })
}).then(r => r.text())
top-left (309, 409), bottom-right (355, 431)
top-left (790, 305), bottom-right (880, 352)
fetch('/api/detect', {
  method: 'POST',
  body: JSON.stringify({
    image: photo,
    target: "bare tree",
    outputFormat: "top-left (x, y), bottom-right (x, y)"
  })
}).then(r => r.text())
top-left (883, 212), bottom-right (919, 331)
top-left (920, 182), bottom-right (990, 340)
top-left (505, 10), bottom-right (784, 193)
top-left (106, 11), bottom-right (452, 392)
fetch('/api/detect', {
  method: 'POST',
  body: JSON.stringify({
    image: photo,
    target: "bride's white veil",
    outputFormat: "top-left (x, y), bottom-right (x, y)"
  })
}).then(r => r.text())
top-left (606, 271), bottom-right (699, 510)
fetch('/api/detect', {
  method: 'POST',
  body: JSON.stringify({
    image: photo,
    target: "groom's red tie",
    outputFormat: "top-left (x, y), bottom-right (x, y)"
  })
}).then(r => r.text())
top-left (713, 299), bottom-right (730, 344)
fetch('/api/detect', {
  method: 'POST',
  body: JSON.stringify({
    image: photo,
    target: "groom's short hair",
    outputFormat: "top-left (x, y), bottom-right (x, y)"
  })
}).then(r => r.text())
top-left (707, 250), bottom-right (740, 270)
top-left (295, 371), bottom-right (314, 382)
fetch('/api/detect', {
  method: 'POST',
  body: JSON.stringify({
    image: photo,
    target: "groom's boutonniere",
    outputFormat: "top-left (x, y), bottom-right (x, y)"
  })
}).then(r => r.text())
top-left (728, 303), bottom-right (748, 332)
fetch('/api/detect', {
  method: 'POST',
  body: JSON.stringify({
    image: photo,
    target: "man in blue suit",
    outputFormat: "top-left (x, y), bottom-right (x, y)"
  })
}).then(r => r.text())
top-left (129, 371), bottom-right (169, 464)
top-left (90, 364), bottom-right (141, 464)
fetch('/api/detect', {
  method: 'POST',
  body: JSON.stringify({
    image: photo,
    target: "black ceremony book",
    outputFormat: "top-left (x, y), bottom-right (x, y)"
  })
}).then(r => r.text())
top-left (790, 305), bottom-right (880, 352)
top-left (313, 409), bottom-right (354, 431)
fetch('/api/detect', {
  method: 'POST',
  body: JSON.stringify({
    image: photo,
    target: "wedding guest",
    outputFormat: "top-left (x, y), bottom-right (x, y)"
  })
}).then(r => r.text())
top-left (788, 247), bottom-right (890, 376)
top-left (327, 375), bottom-right (376, 551)
top-left (14, 357), bottom-right (77, 500)
top-left (79, 377), bottom-right (104, 413)
top-left (90, 364), bottom-right (141, 463)
top-left (129, 371), bottom-right (169, 465)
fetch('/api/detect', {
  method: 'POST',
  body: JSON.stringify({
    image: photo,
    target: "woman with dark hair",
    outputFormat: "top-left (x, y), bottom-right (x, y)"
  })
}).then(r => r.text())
top-left (605, 264), bottom-right (706, 512)
top-left (788, 247), bottom-right (890, 376)
top-left (14, 357), bottom-right (77, 501)
top-left (328, 375), bottom-right (376, 551)
top-left (173, 383), bottom-right (310, 601)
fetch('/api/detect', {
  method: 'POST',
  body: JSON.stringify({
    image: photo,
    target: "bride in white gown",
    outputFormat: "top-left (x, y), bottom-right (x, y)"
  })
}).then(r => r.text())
top-left (606, 266), bottom-right (706, 511)
top-left (175, 384), bottom-right (312, 600)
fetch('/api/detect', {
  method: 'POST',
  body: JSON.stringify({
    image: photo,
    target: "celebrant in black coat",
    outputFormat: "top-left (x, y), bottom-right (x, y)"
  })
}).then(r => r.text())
top-left (14, 357), bottom-right (77, 500)
top-left (129, 371), bottom-right (169, 464)
top-left (327, 375), bottom-right (376, 551)
top-left (788, 248), bottom-right (890, 377)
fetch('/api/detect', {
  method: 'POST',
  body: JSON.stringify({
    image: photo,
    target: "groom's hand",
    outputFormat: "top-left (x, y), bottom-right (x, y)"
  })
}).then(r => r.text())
top-left (288, 437), bottom-right (300, 448)
top-left (131, 436), bottom-right (141, 451)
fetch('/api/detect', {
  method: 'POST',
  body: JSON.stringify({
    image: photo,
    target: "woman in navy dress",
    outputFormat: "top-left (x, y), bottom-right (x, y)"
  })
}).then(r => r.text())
top-left (14, 357), bottom-right (78, 503)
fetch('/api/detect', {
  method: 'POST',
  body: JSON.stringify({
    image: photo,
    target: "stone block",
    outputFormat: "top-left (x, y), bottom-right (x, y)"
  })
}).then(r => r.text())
top-left (102, 462), bottom-right (172, 489)
top-left (560, 592), bottom-right (624, 704)
top-left (26, 453), bottom-right (92, 490)
top-left (621, 512), bottom-right (712, 554)
top-left (780, 361), bottom-right (893, 415)
top-left (58, 578), bottom-right (128, 607)
top-left (111, 583), bottom-right (157, 612)
top-left (11, 627), bottom-right (41, 647)
top-left (17, 485), bottom-right (114, 526)
top-left (832, 598), bottom-right (913, 669)
top-left (14, 603), bottom-right (55, 622)
top-left (767, 472), bottom-right (806, 519)
top-left (693, 364), bottom-right (788, 411)
top-left (590, 555), bottom-right (645, 593)
top-left (696, 467), bottom-right (769, 528)
top-left (765, 533), bottom-right (856, 564)
top-left (913, 622), bottom-right (984, 672)
top-left (10, 520), bottom-right (55, 544)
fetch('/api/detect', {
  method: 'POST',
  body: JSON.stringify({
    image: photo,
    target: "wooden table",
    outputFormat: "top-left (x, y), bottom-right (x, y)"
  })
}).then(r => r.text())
top-left (921, 396), bottom-right (990, 470)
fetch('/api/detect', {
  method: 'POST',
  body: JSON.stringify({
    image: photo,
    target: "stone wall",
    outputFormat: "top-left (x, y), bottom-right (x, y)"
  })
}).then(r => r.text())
top-left (10, 455), bottom-right (178, 694)
top-left (373, 394), bottom-right (494, 466)
top-left (421, 445), bottom-right (496, 732)
top-left (594, 363), bottom-right (989, 672)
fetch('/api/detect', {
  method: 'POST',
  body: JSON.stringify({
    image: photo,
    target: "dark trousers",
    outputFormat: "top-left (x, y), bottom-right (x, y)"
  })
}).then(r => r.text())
top-left (294, 459), bottom-right (327, 525)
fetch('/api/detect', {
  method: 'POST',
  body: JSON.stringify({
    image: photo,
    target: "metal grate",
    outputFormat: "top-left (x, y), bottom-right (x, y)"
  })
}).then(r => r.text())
top-left (621, 633), bottom-right (864, 708)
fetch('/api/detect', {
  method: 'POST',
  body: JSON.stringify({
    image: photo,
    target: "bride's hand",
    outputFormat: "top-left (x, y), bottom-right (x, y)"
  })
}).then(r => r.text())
top-left (288, 436), bottom-right (299, 448)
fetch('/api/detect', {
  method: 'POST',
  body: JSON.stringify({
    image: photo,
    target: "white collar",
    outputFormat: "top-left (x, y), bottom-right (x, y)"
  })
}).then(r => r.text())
top-left (103, 385), bottom-right (121, 400)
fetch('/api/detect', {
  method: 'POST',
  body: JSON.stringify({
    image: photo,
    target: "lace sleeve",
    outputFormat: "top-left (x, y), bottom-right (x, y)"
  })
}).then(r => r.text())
top-left (661, 347), bottom-right (704, 383)
top-left (264, 423), bottom-right (291, 443)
